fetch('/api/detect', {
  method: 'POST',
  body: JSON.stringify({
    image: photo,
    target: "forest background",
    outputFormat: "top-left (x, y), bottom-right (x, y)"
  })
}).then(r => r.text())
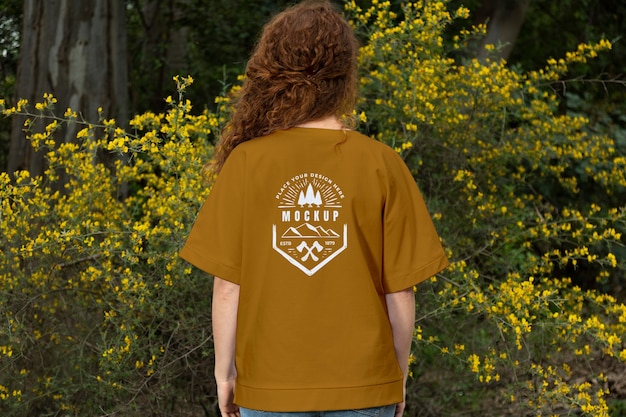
top-left (0, 0), bottom-right (625, 416)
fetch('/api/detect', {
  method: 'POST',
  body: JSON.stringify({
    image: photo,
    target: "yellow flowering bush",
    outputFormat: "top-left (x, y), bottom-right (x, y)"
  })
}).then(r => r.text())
top-left (1, 1), bottom-right (625, 416)
top-left (0, 76), bottom-right (228, 415)
top-left (347, 1), bottom-right (625, 415)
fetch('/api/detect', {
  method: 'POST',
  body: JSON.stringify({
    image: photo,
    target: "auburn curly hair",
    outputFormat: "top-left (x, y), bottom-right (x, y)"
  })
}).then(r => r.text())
top-left (207, 0), bottom-right (359, 175)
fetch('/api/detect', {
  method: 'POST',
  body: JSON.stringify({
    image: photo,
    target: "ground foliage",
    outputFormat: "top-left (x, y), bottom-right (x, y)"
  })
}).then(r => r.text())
top-left (1, 1), bottom-right (625, 416)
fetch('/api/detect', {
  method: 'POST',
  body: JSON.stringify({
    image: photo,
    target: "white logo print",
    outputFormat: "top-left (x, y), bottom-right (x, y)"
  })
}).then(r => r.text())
top-left (273, 172), bottom-right (347, 276)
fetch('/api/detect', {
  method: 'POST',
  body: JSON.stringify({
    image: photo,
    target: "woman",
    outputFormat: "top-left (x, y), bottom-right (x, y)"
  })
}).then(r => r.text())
top-left (180, 1), bottom-right (449, 417)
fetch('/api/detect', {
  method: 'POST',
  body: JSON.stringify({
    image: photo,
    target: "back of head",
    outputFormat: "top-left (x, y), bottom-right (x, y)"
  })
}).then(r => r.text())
top-left (249, 0), bottom-right (359, 120)
top-left (210, 0), bottom-right (359, 175)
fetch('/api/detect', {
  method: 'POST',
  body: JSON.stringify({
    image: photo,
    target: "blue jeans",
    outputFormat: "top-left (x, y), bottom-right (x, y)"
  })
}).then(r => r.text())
top-left (240, 404), bottom-right (396, 417)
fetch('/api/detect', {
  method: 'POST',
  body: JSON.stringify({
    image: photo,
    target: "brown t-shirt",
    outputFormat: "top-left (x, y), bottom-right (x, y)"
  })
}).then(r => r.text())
top-left (180, 127), bottom-right (449, 411)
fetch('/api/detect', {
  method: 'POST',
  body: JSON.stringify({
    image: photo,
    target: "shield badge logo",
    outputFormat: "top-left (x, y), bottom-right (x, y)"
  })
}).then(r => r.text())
top-left (273, 173), bottom-right (347, 276)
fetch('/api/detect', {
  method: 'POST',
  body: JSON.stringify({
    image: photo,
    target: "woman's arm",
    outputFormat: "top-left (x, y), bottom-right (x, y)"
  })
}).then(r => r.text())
top-left (212, 276), bottom-right (241, 417)
top-left (386, 287), bottom-right (416, 417)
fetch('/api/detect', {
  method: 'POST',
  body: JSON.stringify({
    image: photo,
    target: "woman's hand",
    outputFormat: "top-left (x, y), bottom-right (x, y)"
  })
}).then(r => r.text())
top-left (213, 277), bottom-right (241, 417)
top-left (217, 379), bottom-right (240, 417)
top-left (394, 400), bottom-right (406, 417)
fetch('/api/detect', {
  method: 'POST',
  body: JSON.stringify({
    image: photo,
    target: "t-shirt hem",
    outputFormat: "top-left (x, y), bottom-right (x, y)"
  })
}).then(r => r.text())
top-left (179, 245), bottom-right (241, 284)
top-left (234, 378), bottom-right (403, 412)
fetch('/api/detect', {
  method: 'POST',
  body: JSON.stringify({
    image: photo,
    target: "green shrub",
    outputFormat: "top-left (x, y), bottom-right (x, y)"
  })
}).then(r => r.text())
top-left (348, 1), bottom-right (625, 415)
top-left (1, 77), bottom-right (223, 415)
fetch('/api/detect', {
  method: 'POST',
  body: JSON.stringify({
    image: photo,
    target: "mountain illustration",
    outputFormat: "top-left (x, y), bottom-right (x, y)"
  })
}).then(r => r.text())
top-left (281, 223), bottom-right (340, 238)
top-left (297, 184), bottom-right (323, 207)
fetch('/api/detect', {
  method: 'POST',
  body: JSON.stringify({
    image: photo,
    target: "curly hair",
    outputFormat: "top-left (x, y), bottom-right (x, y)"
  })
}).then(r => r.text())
top-left (207, 0), bottom-right (359, 176)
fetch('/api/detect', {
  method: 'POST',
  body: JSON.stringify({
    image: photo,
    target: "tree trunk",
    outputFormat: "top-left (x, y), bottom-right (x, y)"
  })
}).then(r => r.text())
top-left (474, 0), bottom-right (531, 63)
top-left (8, 0), bottom-right (128, 176)
top-left (129, 0), bottom-right (190, 112)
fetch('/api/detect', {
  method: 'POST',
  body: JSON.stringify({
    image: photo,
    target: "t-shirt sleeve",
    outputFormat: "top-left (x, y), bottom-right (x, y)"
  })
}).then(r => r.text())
top-left (382, 152), bottom-right (449, 293)
top-left (179, 150), bottom-right (245, 284)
